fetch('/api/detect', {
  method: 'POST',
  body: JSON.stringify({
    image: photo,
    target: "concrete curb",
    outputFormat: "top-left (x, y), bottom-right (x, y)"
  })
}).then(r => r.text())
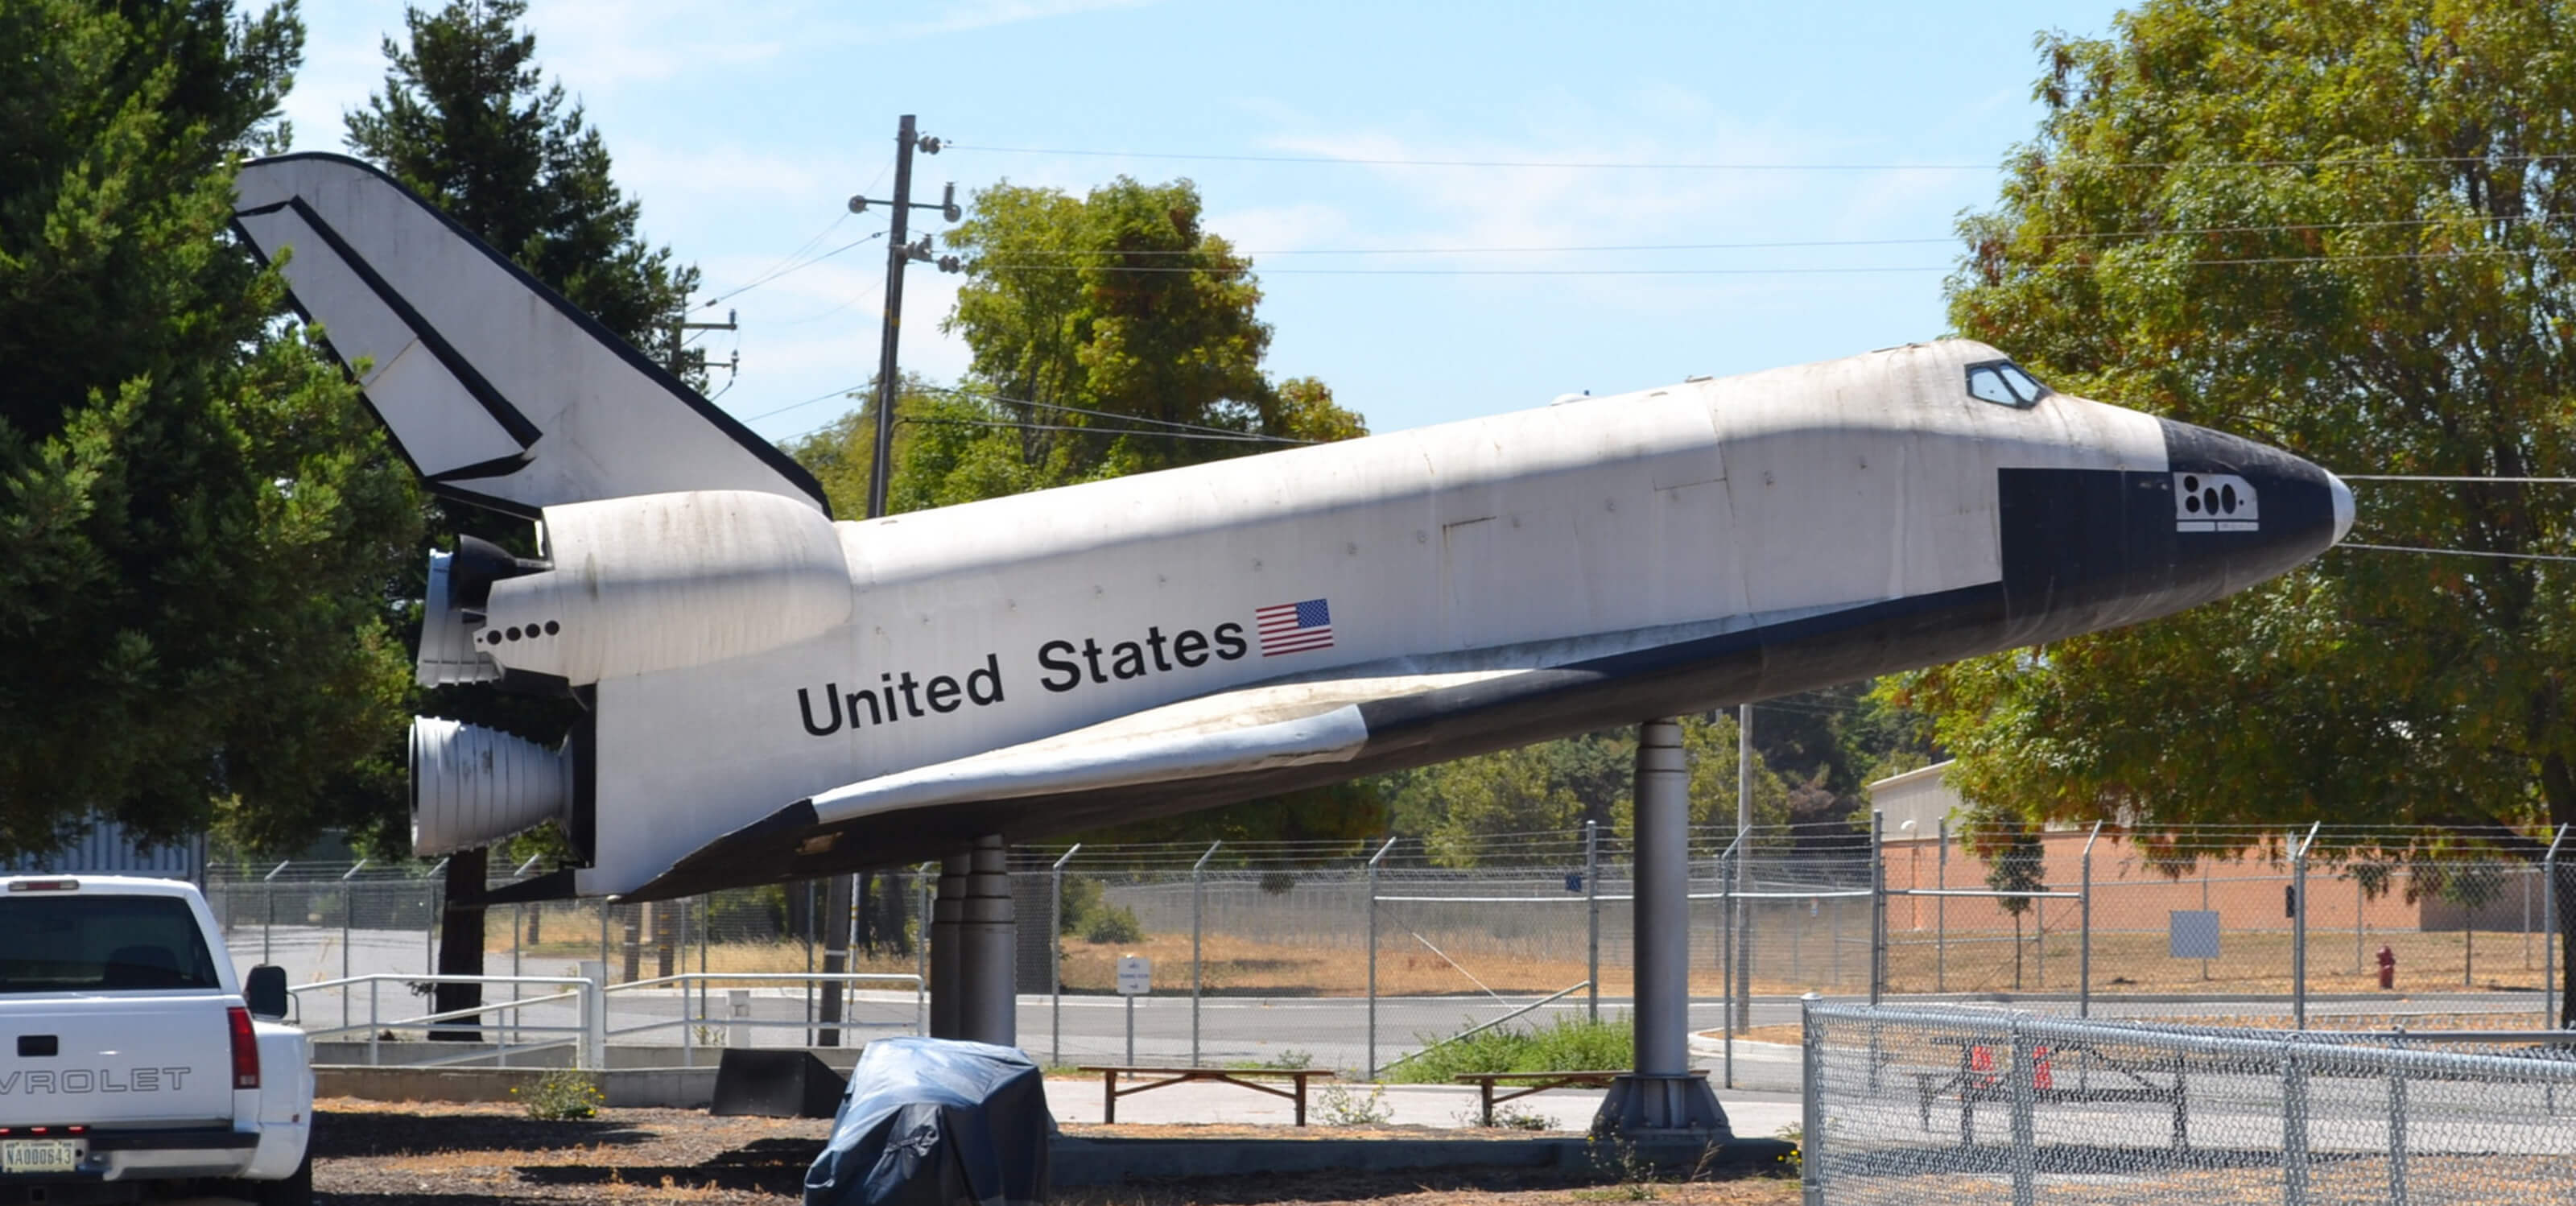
top-left (1047, 1134), bottom-right (1799, 1187)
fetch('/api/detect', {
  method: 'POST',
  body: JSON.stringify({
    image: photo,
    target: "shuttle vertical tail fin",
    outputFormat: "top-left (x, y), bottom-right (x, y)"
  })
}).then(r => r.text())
top-left (231, 153), bottom-right (827, 515)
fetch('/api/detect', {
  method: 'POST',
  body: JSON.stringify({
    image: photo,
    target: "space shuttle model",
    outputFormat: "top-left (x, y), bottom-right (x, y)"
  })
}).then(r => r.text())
top-left (234, 155), bottom-right (2353, 903)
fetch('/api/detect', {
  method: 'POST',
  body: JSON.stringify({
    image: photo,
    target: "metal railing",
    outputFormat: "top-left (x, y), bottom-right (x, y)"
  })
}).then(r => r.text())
top-left (288, 973), bottom-right (601, 1068)
top-left (599, 972), bottom-right (924, 1066)
top-left (289, 970), bottom-right (925, 1070)
top-left (1801, 997), bottom-right (2576, 1205)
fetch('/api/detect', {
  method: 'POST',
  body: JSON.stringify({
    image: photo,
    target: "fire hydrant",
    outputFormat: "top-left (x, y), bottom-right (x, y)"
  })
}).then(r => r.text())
top-left (2376, 944), bottom-right (2397, 989)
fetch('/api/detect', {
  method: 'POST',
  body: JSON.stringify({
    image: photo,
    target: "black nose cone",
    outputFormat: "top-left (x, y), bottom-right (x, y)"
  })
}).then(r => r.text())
top-left (1997, 419), bottom-right (2347, 638)
top-left (2160, 419), bottom-right (2347, 597)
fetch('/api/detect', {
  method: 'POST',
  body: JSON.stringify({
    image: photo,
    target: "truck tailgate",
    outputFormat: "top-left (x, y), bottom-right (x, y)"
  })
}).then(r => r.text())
top-left (0, 994), bottom-right (237, 1125)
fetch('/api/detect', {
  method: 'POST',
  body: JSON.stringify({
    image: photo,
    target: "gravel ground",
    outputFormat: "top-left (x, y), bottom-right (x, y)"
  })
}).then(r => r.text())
top-left (308, 1099), bottom-right (1798, 1206)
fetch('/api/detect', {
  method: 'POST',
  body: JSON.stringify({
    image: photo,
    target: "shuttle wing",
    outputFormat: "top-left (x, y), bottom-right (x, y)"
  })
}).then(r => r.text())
top-left (617, 667), bottom-right (1534, 900)
top-left (232, 154), bottom-right (827, 516)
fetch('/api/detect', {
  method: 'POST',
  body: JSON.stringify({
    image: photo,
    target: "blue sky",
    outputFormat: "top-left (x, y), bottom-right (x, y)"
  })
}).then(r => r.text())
top-left (282, 1), bottom-right (2130, 444)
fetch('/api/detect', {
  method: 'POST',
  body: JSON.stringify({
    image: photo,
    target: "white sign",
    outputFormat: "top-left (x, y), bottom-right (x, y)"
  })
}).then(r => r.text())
top-left (1117, 956), bottom-right (1151, 996)
top-left (2169, 910), bottom-right (2221, 960)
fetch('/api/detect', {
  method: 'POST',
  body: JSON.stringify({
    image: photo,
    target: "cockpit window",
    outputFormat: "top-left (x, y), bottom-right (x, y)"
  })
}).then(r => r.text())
top-left (1966, 360), bottom-right (2050, 408)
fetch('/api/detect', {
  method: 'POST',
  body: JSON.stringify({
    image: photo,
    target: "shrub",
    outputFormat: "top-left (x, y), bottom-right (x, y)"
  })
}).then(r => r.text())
top-left (514, 1068), bottom-right (603, 1121)
top-left (1059, 876), bottom-right (1144, 944)
top-left (1385, 1013), bottom-right (1632, 1084)
top-left (1082, 903), bottom-right (1143, 944)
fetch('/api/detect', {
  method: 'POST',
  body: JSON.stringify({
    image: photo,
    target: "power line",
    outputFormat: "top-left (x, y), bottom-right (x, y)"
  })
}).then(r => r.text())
top-left (983, 213), bottom-right (2576, 260)
top-left (699, 232), bottom-right (886, 308)
top-left (746, 382), bottom-right (867, 424)
top-left (952, 142), bottom-right (2576, 173)
top-left (2342, 475), bottom-right (2576, 484)
top-left (927, 386), bottom-right (1315, 442)
top-left (900, 415), bottom-right (1309, 445)
top-left (696, 212), bottom-right (849, 313)
top-left (2340, 542), bottom-right (2576, 564)
top-left (978, 245), bottom-right (2576, 278)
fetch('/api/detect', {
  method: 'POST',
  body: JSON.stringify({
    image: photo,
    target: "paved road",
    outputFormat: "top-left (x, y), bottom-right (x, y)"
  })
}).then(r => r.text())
top-left (245, 924), bottom-right (2553, 1081)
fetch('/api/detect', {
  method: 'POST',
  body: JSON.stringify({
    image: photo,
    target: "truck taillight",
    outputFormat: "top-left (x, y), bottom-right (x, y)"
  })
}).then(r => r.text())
top-left (227, 1006), bottom-right (260, 1089)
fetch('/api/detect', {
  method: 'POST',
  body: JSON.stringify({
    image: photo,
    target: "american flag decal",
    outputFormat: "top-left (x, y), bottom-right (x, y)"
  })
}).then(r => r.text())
top-left (1256, 598), bottom-right (1335, 657)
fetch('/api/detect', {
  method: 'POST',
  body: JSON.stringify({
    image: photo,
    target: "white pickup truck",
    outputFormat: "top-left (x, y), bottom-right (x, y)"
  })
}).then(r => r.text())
top-left (0, 875), bottom-right (312, 1205)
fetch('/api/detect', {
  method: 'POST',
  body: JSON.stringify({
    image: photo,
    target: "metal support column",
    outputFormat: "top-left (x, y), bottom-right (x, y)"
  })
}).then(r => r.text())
top-left (1191, 840), bottom-right (1220, 1066)
top-left (2079, 820), bottom-right (2101, 1018)
top-left (1364, 836), bottom-right (1395, 1080)
top-left (1596, 718), bottom-right (1730, 1138)
top-left (1935, 818), bottom-right (1948, 993)
top-left (931, 854), bottom-right (967, 1039)
top-left (2547, 826), bottom-right (2568, 1030)
top-left (1585, 820), bottom-right (1600, 1022)
top-left (1051, 845), bottom-right (1079, 1066)
top-left (1868, 810), bottom-right (1886, 1006)
top-left (958, 836), bottom-right (1015, 1046)
top-left (2292, 822), bottom-right (2318, 1030)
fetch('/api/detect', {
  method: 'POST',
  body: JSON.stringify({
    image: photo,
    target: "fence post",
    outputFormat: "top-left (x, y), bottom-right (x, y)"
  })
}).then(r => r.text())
top-left (1800, 993), bottom-right (1823, 1206)
top-left (1191, 840), bottom-right (1220, 1067)
top-left (2281, 1039), bottom-right (2311, 1206)
top-left (262, 860), bottom-right (288, 964)
top-left (2008, 1014), bottom-right (2035, 1206)
top-left (1052, 844), bottom-right (1080, 1068)
top-left (2079, 820), bottom-right (2101, 1018)
top-left (1365, 836), bottom-right (1396, 1080)
top-left (1869, 810), bottom-right (1886, 1006)
top-left (1936, 818), bottom-right (1948, 994)
top-left (1720, 834), bottom-right (1739, 1091)
top-left (582, 975), bottom-right (607, 1071)
top-left (1586, 820), bottom-right (1600, 1022)
top-left (2547, 826), bottom-right (2568, 1030)
top-left (2292, 824), bottom-right (2318, 1030)
top-left (2386, 1034), bottom-right (2409, 1206)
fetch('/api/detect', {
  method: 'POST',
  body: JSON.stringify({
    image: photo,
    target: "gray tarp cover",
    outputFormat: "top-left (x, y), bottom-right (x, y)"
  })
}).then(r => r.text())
top-left (803, 1038), bottom-right (1052, 1206)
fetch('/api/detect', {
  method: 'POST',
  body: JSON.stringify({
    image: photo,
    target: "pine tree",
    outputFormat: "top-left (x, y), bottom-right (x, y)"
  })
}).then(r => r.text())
top-left (343, 0), bottom-right (703, 1033)
top-left (0, 0), bottom-right (421, 856)
top-left (345, 0), bottom-right (699, 375)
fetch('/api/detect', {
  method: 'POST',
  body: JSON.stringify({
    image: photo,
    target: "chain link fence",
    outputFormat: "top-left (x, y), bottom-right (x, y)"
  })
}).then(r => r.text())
top-left (204, 820), bottom-right (2572, 1072)
top-left (1802, 1001), bottom-right (2576, 1204)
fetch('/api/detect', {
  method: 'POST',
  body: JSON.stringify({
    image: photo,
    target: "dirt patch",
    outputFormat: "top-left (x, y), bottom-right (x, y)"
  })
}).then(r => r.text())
top-left (311, 1100), bottom-right (1797, 1206)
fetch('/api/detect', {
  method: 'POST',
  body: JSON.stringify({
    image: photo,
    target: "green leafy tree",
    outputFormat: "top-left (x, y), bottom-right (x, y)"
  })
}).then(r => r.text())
top-left (1381, 717), bottom-right (1790, 867)
top-left (1889, 0), bottom-right (2576, 1019)
top-left (0, 0), bottom-right (420, 857)
top-left (344, 0), bottom-right (700, 379)
top-left (935, 176), bottom-right (1364, 489)
top-left (343, 0), bottom-right (700, 1028)
top-left (1975, 811), bottom-right (2048, 989)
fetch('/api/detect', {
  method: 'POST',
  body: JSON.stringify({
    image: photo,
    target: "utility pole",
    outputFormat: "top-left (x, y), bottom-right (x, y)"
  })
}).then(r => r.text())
top-left (848, 114), bottom-right (963, 520)
top-left (820, 114), bottom-right (962, 1039)
top-left (666, 308), bottom-right (738, 386)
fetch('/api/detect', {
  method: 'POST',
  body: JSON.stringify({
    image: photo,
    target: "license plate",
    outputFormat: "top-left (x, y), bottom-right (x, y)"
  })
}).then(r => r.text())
top-left (1, 1139), bottom-right (84, 1174)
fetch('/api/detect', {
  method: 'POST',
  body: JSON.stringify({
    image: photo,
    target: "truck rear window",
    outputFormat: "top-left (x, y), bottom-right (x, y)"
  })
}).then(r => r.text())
top-left (0, 895), bottom-right (221, 993)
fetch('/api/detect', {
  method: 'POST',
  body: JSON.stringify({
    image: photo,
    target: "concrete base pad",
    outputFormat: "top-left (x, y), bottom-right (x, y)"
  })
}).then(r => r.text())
top-left (1592, 1072), bottom-right (1731, 1137)
top-left (1050, 1134), bottom-right (1800, 1187)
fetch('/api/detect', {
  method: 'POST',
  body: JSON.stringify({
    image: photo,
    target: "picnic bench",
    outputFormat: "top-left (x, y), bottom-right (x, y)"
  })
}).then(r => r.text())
top-left (1077, 1065), bottom-right (1338, 1126)
top-left (1451, 1070), bottom-right (1707, 1127)
top-left (1915, 1036), bottom-right (2189, 1150)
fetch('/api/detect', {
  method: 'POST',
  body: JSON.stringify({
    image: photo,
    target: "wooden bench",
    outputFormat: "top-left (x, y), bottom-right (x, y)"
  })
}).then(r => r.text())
top-left (1076, 1065), bottom-right (1338, 1126)
top-left (1451, 1070), bottom-right (1707, 1127)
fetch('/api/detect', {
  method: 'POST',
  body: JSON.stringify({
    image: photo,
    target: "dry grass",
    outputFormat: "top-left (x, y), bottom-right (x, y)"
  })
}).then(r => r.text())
top-left (489, 922), bottom-right (2559, 1004)
top-left (1880, 925), bottom-right (2553, 997)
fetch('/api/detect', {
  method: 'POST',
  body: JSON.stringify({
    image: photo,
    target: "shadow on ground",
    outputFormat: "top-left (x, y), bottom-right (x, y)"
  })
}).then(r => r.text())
top-left (312, 1112), bottom-right (656, 1157)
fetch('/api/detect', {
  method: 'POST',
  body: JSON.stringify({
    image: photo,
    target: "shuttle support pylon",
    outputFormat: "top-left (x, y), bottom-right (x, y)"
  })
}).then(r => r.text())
top-left (1595, 718), bottom-right (1732, 1138)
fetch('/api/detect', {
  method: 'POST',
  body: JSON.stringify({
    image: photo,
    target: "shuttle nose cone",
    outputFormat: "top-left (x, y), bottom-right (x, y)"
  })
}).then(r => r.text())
top-left (2329, 472), bottom-right (2354, 544)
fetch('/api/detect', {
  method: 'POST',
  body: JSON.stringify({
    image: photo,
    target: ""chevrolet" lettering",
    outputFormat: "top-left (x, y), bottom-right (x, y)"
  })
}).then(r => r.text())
top-left (0, 1068), bottom-right (189, 1093)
